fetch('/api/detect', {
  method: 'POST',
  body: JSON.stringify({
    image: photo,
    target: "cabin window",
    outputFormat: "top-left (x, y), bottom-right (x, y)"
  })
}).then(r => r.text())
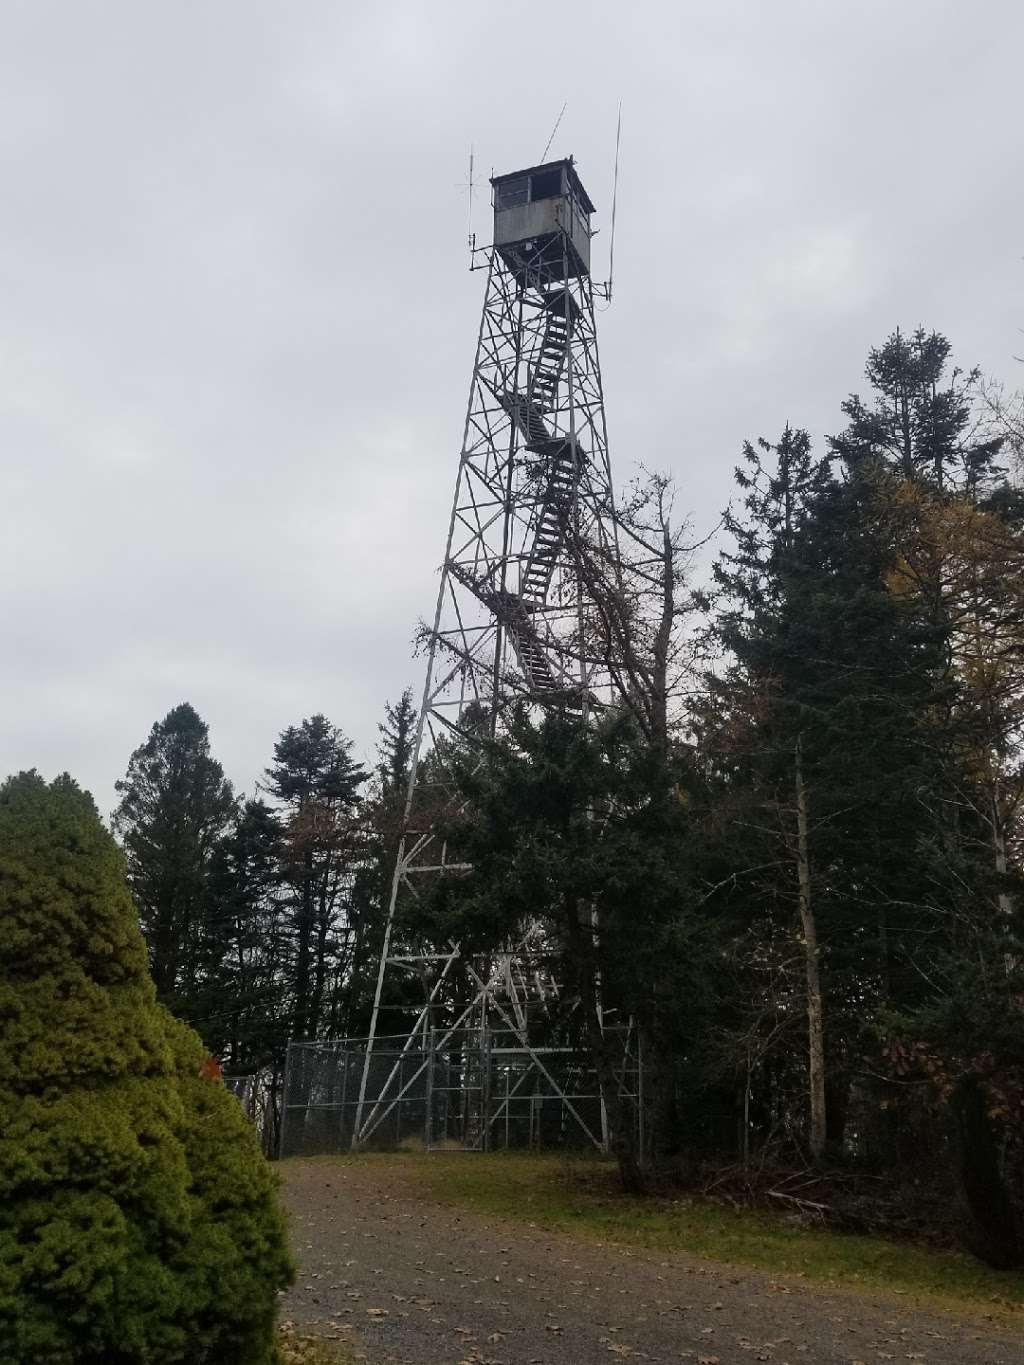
top-left (529, 168), bottom-right (562, 202)
top-left (495, 176), bottom-right (529, 210)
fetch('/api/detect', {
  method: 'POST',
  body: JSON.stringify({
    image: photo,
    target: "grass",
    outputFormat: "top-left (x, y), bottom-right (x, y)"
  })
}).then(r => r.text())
top-left (321, 1151), bottom-right (1024, 1320)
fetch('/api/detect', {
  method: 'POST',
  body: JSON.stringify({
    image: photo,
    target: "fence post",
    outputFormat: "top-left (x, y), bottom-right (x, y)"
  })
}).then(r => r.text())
top-left (481, 1020), bottom-right (492, 1152)
top-left (338, 1042), bottom-right (350, 1152)
top-left (278, 1041), bottom-right (293, 1160)
top-left (424, 1027), bottom-right (435, 1151)
top-left (636, 1031), bottom-right (645, 1163)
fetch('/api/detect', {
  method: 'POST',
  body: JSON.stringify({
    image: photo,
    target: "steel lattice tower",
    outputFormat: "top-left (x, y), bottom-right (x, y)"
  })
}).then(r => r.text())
top-left (353, 158), bottom-right (621, 1148)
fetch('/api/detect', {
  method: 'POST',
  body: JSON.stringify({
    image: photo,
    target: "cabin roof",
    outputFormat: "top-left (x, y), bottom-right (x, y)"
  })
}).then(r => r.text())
top-left (490, 157), bottom-right (596, 215)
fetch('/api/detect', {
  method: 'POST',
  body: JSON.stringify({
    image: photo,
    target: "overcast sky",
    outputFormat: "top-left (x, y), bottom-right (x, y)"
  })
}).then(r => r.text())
top-left (2, 0), bottom-right (1022, 814)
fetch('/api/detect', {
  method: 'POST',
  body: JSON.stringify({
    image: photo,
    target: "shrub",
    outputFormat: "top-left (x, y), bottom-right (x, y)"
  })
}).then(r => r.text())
top-left (0, 772), bottom-right (293, 1364)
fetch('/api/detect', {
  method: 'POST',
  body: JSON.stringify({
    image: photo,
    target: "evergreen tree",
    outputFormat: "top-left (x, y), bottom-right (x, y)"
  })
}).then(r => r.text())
top-left (202, 799), bottom-right (288, 1075)
top-left (825, 331), bottom-right (1024, 1262)
top-left (700, 333), bottom-right (1024, 1259)
top-left (112, 703), bottom-right (236, 1016)
top-left (703, 425), bottom-right (950, 1158)
top-left (830, 327), bottom-right (1001, 491)
top-left (427, 707), bottom-right (709, 1191)
top-left (378, 688), bottom-right (417, 805)
top-left (263, 715), bottom-right (367, 1040)
top-left (0, 771), bottom-right (292, 1363)
top-left (345, 690), bottom-right (418, 1037)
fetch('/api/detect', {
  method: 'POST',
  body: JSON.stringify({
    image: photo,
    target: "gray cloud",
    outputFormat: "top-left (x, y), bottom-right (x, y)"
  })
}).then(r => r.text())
top-left (2, 0), bottom-right (1022, 810)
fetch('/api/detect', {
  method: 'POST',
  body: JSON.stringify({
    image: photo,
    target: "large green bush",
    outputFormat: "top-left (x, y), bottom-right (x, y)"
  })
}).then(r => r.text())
top-left (0, 772), bottom-right (293, 1364)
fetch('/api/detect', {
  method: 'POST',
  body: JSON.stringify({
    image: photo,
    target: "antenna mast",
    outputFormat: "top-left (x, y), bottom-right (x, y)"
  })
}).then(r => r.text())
top-left (541, 102), bottom-right (568, 162)
top-left (607, 104), bottom-right (622, 301)
top-left (466, 145), bottom-right (476, 253)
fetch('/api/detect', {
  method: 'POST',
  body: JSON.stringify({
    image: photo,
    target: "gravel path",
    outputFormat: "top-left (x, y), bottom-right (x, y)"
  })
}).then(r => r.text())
top-left (280, 1158), bottom-right (1022, 1365)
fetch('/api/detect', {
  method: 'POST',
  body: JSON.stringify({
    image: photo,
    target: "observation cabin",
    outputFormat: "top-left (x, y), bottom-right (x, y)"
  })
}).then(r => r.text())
top-left (491, 158), bottom-right (595, 280)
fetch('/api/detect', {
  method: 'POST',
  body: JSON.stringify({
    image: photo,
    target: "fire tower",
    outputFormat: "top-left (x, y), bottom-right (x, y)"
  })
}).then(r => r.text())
top-left (351, 157), bottom-right (624, 1149)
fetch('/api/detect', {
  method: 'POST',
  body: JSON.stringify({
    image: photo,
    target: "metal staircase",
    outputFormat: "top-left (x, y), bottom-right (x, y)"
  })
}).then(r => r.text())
top-left (520, 437), bottom-right (577, 607)
top-left (445, 564), bottom-right (560, 696)
top-left (504, 592), bottom-right (560, 694)
top-left (528, 288), bottom-right (579, 409)
top-left (482, 290), bottom-right (585, 698)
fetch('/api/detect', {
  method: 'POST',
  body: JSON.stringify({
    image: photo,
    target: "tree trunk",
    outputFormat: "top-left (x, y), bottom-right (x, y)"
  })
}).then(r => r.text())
top-left (794, 737), bottom-right (827, 1161)
top-left (293, 845), bottom-right (315, 1039)
top-left (565, 896), bottom-right (645, 1193)
top-left (150, 909), bottom-right (179, 999)
top-left (951, 1075), bottom-right (1021, 1269)
top-left (991, 784), bottom-right (1014, 918)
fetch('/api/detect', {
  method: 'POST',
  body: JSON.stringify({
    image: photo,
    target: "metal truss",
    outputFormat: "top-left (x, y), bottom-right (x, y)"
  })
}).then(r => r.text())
top-left (352, 217), bottom-right (620, 1149)
top-left (281, 1022), bottom-right (642, 1156)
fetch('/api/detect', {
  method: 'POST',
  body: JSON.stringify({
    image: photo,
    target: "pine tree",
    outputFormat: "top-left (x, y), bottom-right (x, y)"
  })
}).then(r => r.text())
top-left (429, 707), bottom-right (707, 1190)
top-left (263, 715), bottom-right (366, 1040)
top-left (112, 703), bottom-right (236, 1017)
top-left (830, 327), bottom-right (1001, 491)
top-left (825, 331), bottom-right (1024, 1262)
top-left (378, 689), bottom-right (417, 805)
top-left (202, 799), bottom-right (288, 1074)
top-left (0, 772), bottom-right (292, 1363)
top-left (700, 334), bottom-right (1024, 1258)
top-left (703, 425), bottom-right (949, 1159)
top-left (344, 691), bottom-right (418, 1037)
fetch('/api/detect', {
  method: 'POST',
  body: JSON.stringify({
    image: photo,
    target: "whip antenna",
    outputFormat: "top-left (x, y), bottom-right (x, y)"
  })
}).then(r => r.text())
top-left (541, 102), bottom-right (568, 162)
top-left (607, 103), bottom-right (622, 301)
top-left (467, 145), bottom-right (475, 249)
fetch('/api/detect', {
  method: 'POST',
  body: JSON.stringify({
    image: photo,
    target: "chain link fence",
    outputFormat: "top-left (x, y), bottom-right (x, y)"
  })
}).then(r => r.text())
top-left (279, 1026), bottom-right (641, 1157)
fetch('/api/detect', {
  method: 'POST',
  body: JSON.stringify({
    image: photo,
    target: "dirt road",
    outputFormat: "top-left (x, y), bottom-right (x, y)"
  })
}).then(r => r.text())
top-left (280, 1158), bottom-right (1021, 1365)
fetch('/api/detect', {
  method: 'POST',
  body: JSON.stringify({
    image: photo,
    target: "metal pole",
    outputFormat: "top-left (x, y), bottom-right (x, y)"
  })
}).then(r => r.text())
top-left (481, 1018), bottom-right (492, 1151)
top-left (424, 1026), bottom-right (435, 1151)
top-left (338, 1042), bottom-right (349, 1151)
top-left (278, 1041), bottom-right (293, 1160)
top-left (637, 1028), bottom-right (645, 1161)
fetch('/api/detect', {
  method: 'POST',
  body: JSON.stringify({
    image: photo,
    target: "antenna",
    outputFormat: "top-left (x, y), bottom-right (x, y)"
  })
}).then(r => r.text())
top-left (607, 104), bottom-right (622, 302)
top-left (541, 102), bottom-right (568, 162)
top-left (467, 145), bottom-right (475, 248)
top-left (457, 146), bottom-right (477, 262)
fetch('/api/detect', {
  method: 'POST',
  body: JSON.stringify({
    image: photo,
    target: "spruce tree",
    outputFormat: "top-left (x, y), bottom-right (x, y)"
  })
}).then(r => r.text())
top-left (113, 703), bottom-right (236, 1019)
top-left (704, 425), bottom-right (949, 1158)
top-left (203, 799), bottom-right (288, 1074)
top-left (345, 691), bottom-right (418, 1037)
top-left (428, 708), bottom-right (708, 1190)
top-left (830, 327), bottom-right (1002, 491)
top-left (0, 772), bottom-right (292, 1363)
top-left (263, 715), bottom-right (366, 1040)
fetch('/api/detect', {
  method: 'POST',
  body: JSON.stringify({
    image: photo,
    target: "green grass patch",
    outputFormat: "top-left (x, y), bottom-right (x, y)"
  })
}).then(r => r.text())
top-left (326, 1151), bottom-right (1024, 1320)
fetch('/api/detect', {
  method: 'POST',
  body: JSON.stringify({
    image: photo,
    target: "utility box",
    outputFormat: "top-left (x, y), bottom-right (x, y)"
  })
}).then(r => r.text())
top-left (491, 158), bottom-right (594, 279)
